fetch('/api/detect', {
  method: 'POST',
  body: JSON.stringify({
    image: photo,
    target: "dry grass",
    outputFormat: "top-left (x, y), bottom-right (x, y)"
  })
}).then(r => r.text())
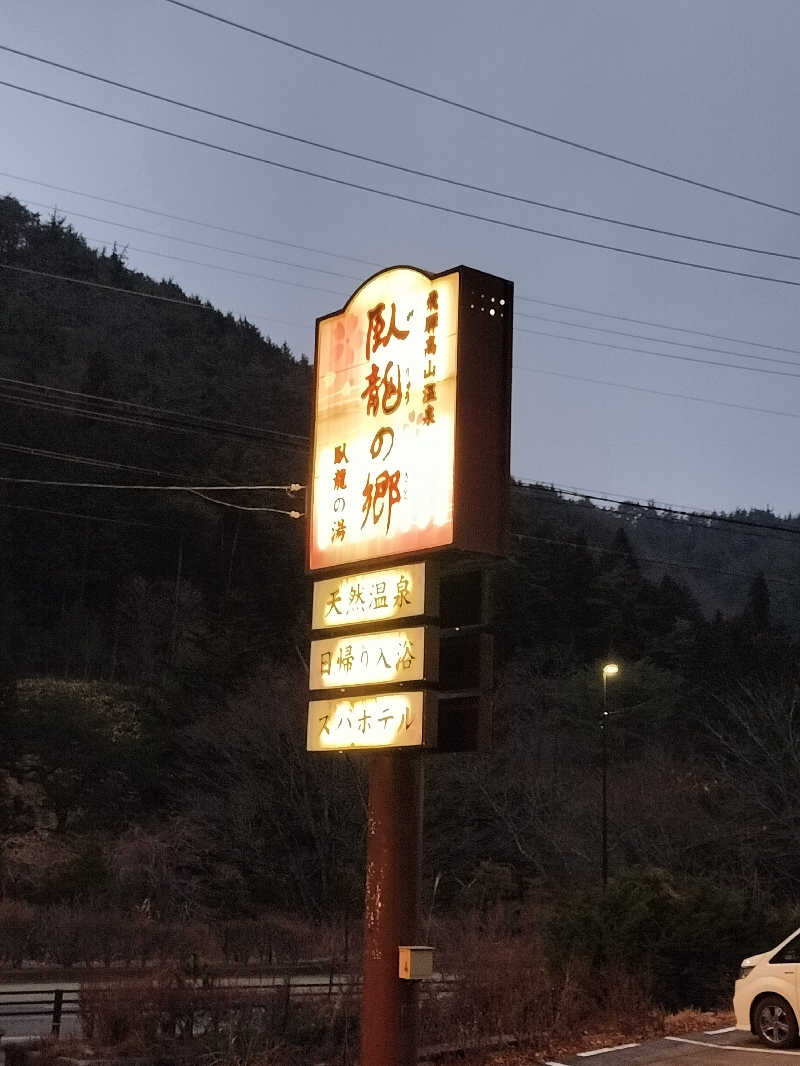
top-left (427, 1006), bottom-right (737, 1064)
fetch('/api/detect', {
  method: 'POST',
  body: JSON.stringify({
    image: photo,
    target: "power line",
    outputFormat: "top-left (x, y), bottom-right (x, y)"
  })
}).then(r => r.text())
top-left (0, 375), bottom-right (310, 444)
top-left (0, 259), bottom-right (229, 310)
top-left (47, 224), bottom-right (800, 379)
top-left (0, 476), bottom-right (304, 517)
top-left (0, 259), bottom-right (311, 343)
top-left (18, 195), bottom-right (360, 282)
top-left (512, 479), bottom-right (800, 538)
top-left (511, 484), bottom-right (800, 549)
top-left (17, 190), bottom-right (800, 371)
top-left (515, 311), bottom-right (800, 371)
top-left (0, 475), bottom-right (304, 518)
top-left (7, 174), bottom-right (800, 362)
top-left (0, 500), bottom-right (178, 530)
top-left (0, 476), bottom-right (302, 491)
top-left (510, 530), bottom-right (800, 587)
top-left (7, 179), bottom-right (800, 370)
top-left (6, 45), bottom-right (800, 265)
top-left (516, 364), bottom-right (800, 422)
top-left (0, 440), bottom-right (191, 479)
top-left (5, 79), bottom-right (800, 290)
top-left (187, 489), bottom-right (302, 516)
top-left (516, 295), bottom-right (800, 359)
top-left (0, 170), bottom-right (382, 269)
top-left (4, 268), bottom-right (799, 434)
top-left (0, 390), bottom-right (268, 444)
top-left (515, 326), bottom-right (800, 381)
top-left (163, 0), bottom-right (800, 222)
top-left (0, 391), bottom-right (309, 452)
top-left (79, 232), bottom-right (348, 296)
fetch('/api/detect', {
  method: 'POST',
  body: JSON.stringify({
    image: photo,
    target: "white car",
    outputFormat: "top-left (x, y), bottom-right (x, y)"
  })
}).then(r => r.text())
top-left (734, 927), bottom-right (800, 1048)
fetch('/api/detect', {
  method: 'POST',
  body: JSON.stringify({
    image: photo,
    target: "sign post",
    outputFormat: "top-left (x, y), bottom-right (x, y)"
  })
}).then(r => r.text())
top-left (306, 264), bottom-right (513, 1066)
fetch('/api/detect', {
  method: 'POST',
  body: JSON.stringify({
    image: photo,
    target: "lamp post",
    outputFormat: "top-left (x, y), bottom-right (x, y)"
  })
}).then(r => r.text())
top-left (601, 662), bottom-right (619, 893)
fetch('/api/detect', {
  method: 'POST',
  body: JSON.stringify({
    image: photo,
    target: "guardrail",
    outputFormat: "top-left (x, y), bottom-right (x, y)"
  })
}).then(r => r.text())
top-left (0, 974), bottom-right (457, 1039)
top-left (0, 988), bottom-right (80, 1037)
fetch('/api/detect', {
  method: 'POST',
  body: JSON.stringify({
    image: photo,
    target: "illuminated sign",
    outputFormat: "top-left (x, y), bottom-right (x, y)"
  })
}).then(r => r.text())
top-left (308, 265), bottom-right (513, 573)
top-left (307, 691), bottom-right (434, 750)
top-left (311, 562), bottom-right (429, 631)
top-left (309, 625), bottom-right (437, 690)
top-left (309, 267), bottom-right (460, 571)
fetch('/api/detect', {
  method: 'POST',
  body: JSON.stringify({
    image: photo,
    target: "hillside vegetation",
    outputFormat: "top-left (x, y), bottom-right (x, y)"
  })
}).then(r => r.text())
top-left (1, 197), bottom-right (799, 1013)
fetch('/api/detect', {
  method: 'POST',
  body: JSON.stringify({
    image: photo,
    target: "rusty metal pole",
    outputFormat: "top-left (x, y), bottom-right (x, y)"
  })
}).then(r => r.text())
top-left (361, 750), bottom-right (424, 1066)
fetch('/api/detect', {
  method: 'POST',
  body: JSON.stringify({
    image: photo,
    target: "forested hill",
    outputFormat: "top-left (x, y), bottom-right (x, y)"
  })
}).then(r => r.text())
top-left (510, 482), bottom-right (800, 634)
top-left (1, 193), bottom-right (800, 698)
top-left (3, 195), bottom-right (800, 933)
top-left (0, 196), bottom-right (312, 690)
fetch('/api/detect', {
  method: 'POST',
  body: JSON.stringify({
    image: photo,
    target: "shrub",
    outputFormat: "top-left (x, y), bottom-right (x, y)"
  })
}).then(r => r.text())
top-left (0, 899), bottom-right (38, 967)
top-left (545, 867), bottom-right (796, 1009)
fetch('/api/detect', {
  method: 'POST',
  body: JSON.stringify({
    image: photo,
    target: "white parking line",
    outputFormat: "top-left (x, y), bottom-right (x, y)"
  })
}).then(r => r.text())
top-left (577, 1045), bottom-right (639, 1057)
top-left (667, 1036), bottom-right (800, 1055)
top-left (706, 1026), bottom-right (738, 1035)
top-left (543, 1061), bottom-right (569, 1065)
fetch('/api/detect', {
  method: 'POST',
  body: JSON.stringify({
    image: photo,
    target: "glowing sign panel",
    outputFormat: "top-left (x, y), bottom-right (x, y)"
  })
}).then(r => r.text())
top-left (307, 691), bottom-right (430, 750)
top-left (309, 625), bottom-right (436, 690)
top-left (311, 562), bottom-right (427, 631)
top-left (309, 267), bottom-right (459, 571)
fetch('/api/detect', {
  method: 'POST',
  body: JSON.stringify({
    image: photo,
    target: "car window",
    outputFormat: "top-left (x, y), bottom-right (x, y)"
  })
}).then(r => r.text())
top-left (772, 934), bottom-right (800, 964)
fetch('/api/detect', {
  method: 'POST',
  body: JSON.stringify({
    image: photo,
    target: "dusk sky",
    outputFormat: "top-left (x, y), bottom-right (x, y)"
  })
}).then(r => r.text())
top-left (3, 1), bottom-right (800, 515)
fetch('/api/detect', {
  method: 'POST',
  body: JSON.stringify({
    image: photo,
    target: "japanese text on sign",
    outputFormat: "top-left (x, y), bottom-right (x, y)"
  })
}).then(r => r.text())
top-left (310, 268), bottom-right (460, 571)
top-left (309, 626), bottom-right (433, 690)
top-left (307, 692), bottom-right (427, 750)
top-left (311, 562), bottom-right (426, 631)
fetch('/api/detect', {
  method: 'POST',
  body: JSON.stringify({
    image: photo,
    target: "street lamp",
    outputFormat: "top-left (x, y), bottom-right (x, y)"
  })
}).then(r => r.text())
top-left (601, 663), bottom-right (619, 893)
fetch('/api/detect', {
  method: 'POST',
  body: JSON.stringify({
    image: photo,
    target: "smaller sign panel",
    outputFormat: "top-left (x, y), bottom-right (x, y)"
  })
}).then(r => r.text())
top-left (312, 563), bottom-right (427, 631)
top-left (307, 691), bottom-right (431, 751)
top-left (309, 626), bottom-right (436, 690)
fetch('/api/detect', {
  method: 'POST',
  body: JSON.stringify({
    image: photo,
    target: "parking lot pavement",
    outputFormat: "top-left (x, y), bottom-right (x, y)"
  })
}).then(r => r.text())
top-left (540, 1028), bottom-right (800, 1065)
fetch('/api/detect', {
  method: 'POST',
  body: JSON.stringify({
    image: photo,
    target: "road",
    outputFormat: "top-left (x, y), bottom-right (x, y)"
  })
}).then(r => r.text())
top-left (541, 1027), bottom-right (800, 1065)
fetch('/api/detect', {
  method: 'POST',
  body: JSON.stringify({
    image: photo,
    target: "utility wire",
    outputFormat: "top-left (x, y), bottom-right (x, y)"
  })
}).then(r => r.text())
top-left (6, 173), bottom-right (800, 361)
top-left (163, 0), bottom-right (800, 222)
top-left (0, 375), bottom-right (310, 443)
top-left (0, 260), bottom-right (229, 310)
top-left (32, 208), bottom-right (800, 373)
top-left (511, 485), bottom-right (800, 549)
top-left (511, 530), bottom-right (800, 587)
top-left (0, 500), bottom-right (178, 529)
top-left (5, 267), bottom-right (800, 428)
top-left (0, 261), bottom-right (309, 345)
top-left (516, 364), bottom-right (800, 423)
top-left (0, 440), bottom-right (191, 479)
top-left (187, 488), bottom-right (302, 516)
top-left (79, 232), bottom-right (347, 295)
top-left (0, 390), bottom-right (309, 450)
top-left (5, 45), bottom-right (800, 265)
top-left (5, 80), bottom-right (800, 290)
top-left (515, 327), bottom-right (800, 381)
top-left (0, 476), bottom-right (304, 517)
top-left (71, 233), bottom-right (800, 376)
top-left (516, 295), bottom-right (800, 359)
top-left (512, 480), bottom-right (800, 538)
top-left (18, 195), bottom-right (360, 282)
top-left (515, 312), bottom-right (800, 371)
top-left (0, 476), bottom-right (302, 491)
top-left (0, 170), bottom-right (382, 268)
